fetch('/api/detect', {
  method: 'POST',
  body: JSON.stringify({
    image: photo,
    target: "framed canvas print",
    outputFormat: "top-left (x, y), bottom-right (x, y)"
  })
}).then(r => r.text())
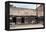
top-left (5, 1), bottom-right (45, 31)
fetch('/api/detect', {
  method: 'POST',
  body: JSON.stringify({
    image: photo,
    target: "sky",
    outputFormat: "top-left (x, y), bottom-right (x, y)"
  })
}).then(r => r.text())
top-left (10, 3), bottom-right (40, 9)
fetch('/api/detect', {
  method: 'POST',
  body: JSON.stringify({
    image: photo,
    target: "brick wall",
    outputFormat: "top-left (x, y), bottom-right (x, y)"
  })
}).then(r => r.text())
top-left (10, 7), bottom-right (36, 16)
top-left (36, 5), bottom-right (43, 16)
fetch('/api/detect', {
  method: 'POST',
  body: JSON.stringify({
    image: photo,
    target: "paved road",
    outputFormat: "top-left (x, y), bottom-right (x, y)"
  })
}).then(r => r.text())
top-left (10, 23), bottom-right (43, 29)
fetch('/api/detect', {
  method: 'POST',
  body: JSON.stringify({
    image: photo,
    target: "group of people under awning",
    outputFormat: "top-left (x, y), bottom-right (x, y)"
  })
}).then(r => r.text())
top-left (9, 15), bottom-right (44, 25)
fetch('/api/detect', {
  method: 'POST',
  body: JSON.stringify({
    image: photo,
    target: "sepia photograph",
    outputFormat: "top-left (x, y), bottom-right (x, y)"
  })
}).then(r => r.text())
top-left (5, 2), bottom-right (45, 30)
